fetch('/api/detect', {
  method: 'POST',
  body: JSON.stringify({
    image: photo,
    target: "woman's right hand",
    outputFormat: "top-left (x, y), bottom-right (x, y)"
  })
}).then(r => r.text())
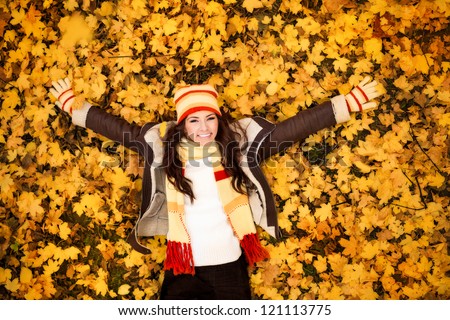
top-left (344, 76), bottom-right (383, 112)
top-left (49, 78), bottom-right (75, 114)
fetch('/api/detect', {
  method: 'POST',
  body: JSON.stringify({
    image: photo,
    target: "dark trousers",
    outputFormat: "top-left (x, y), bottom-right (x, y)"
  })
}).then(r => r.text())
top-left (160, 254), bottom-right (251, 300)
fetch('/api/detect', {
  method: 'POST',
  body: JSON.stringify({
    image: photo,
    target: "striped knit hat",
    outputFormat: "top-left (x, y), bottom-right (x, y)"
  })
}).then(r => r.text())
top-left (174, 84), bottom-right (221, 123)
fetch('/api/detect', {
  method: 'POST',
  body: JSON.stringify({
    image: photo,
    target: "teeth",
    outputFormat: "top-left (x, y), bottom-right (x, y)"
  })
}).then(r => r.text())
top-left (198, 134), bottom-right (211, 138)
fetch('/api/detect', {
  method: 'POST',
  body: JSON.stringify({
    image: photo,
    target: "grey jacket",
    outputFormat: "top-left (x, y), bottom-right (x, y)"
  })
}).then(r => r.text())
top-left (78, 100), bottom-right (342, 254)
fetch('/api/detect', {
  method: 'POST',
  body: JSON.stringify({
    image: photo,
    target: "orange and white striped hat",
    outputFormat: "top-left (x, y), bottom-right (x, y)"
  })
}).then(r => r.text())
top-left (174, 84), bottom-right (221, 123)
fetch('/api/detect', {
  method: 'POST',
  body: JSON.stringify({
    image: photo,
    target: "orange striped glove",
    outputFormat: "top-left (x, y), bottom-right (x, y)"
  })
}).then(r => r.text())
top-left (345, 76), bottom-right (382, 112)
top-left (50, 78), bottom-right (75, 114)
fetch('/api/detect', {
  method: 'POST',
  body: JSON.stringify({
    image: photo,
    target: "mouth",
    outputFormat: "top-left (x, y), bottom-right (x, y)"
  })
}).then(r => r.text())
top-left (197, 133), bottom-right (212, 139)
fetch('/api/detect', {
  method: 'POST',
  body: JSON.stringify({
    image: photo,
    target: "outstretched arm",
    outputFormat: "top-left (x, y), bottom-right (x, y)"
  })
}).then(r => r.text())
top-left (50, 78), bottom-right (153, 151)
top-left (259, 76), bottom-right (383, 159)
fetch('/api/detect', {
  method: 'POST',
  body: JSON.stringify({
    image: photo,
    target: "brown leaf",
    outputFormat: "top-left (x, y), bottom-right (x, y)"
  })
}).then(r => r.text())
top-left (0, 8), bottom-right (10, 36)
top-left (322, 0), bottom-right (354, 13)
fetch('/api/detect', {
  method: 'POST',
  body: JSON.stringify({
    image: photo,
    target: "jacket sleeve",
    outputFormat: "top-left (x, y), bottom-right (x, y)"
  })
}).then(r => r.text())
top-left (71, 102), bottom-right (154, 152)
top-left (258, 96), bottom-right (350, 160)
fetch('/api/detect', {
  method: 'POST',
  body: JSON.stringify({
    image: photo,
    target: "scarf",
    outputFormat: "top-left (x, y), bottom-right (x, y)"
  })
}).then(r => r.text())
top-left (164, 139), bottom-right (269, 275)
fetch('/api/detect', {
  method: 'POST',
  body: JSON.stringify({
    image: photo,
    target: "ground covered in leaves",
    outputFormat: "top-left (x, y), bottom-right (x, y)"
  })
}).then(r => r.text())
top-left (0, 0), bottom-right (449, 300)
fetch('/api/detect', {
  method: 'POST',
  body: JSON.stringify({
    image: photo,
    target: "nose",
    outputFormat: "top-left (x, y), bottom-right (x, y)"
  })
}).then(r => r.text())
top-left (199, 119), bottom-right (208, 131)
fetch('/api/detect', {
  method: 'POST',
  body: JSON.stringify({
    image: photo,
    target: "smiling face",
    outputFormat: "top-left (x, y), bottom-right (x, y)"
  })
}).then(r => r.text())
top-left (184, 110), bottom-right (219, 146)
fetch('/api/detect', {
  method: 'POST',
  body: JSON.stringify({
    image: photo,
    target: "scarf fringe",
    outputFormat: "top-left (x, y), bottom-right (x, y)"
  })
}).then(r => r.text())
top-left (240, 233), bottom-right (270, 265)
top-left (164, 241), bottom-right (195, 275)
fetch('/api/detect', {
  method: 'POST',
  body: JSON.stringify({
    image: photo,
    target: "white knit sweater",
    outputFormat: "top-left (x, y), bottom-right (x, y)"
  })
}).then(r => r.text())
top-left (183, 157), bottom-right (242, 266)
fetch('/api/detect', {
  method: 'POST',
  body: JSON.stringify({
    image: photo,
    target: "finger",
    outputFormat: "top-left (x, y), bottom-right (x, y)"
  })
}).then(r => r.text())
top-left (49, 88), bottom-right (59, 99)
top-left (361, 80), bottom-right (378, 90)
top-left (52, 80), bottom-right (63, 92)
top-left (63, 77), bottom-right (71, 88)
top-left (55, 101), bottom-right (62, 109)
top-left (367, 90), bottom-right (382, 100)
top-left (361, 101), bottom-right (377, 111)
top-left (57, 78), bottom-right (69, 90)
top-left (362, 86), bottom-right (379, 96)
top-left (358, 76), bottom-right (372, 88)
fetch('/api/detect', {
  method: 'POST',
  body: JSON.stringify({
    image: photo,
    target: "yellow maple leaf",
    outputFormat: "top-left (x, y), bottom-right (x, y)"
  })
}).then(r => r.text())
top-left (437, 90), bottom-right (450, 104)
top-left (354, 160), bottom-right (372, 173)
top-left (24, 286), bottom-right (43, 300)
top-left (402, 282), bottom-right (429, 299)
top-left (97, 239), bottom-right (116, 261)
top-left (0, 268), bottom-right (12, 283)
top-left (94, 268), bottom-right (109, 296)
top-left (62, 247), bottom-right (81, 261)
top-left (227, 15), bottom-right (245, 36)
top-left (261, 286), bottom-right (284, 300)
top-left (5, 278), bottom-right (20, 293)
top-left (413, 54), bottom-right (433, 74)
top-left (417, 214), bottom-right (435, 233)
top-left (369, 0), bottom-right (388, 15)
top-left (0, 173), bottom-right (14, 195)
top-left (426, 173), bottom-right (445, 188)
top-left (298, 16), bottom-right (321, 35)
top-left (339, 236), bottom-right (359, 258)
top-left (21, 5), bottom-right (46, 38)
top-left (2, 89), bottom-right (21, 109)
top-left (235, 94), bottom-right (253, 116)
top-left (43, 259), bottom-right (60, 276)
top-left (315, 203), bottom-right (333, 222)
top-left (364, 37), bottom-right (383, 63)
top-left (242, 0), bottom-right (263, 13)
top-left (327, 253), bottom-right (348, 277)
top-left (118, 284), bottom-right (131, 295)
top-left (20, 267), bottom-right (33, 284)
top-left (163, 18), bottom-right (178, 36)
top-left (133, 288), bottom-right (145, 300)
top-left (360, 241), bottom-right (380, 260)
top-left (73, 193), bottom-right (104, 216)
top-left (96, 1), bottom-right (115, 16)
top-left (147, 236), bottom-right (169, 264)
top-left (104, 167), bottom-right (132, 192)
top-left (47, 141), bottom-right (69, 167)
top-left (17, 192), bottom-right (45, 223)
top-left (393, 75), bottom-right (414, 91)
top-left (58, 14), bottom-right (93, 49)
top-left (315, 221), bottom-right (332, 240)
top-left (302, 183), bottom-right (322, 202)
top-left (266, 82), bottom-right (279, 95)
top-left (321, 285), bottom-right (345, 299)
top-left (64, 0), bottom-right (79, 11)
top-left (58, 222), bottom-right (71, 240)
top-left (333, 57), bottom-right (350, 72)
top-left (123, 250), bottom-right (144, 268)
top-left (313, 256), bottom-right (328, 273)
top-left (438, 113), bottom-right (450, 127)
top-left (10, 8), bottom-right (25, 25)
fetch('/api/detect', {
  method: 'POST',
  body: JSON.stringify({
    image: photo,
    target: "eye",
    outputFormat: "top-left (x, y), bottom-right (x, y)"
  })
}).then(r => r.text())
top-left (207, 116), bottom-right (216, 121)
top-left (188, 118), bottom-right (199, 123)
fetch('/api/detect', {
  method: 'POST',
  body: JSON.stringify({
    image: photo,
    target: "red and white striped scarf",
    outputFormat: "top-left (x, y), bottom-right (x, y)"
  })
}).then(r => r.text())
top-left (164, 140), bottom-right (269, 275)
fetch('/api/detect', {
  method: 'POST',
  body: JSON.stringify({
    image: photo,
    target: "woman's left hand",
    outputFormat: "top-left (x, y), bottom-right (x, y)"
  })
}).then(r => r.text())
top-left (345, 76), bottom-right (383, 112)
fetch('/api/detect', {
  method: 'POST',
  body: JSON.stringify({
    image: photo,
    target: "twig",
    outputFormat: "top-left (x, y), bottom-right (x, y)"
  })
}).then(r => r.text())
top-left (333, 201), bottom-right (350, 208)
top-left (401, 169), bottom-right (415, 185)
top-left (409, 127), bottom-right (444, 175)
top-left (415, 176), bottom-right (428, 209)
top-left (391, 171), bottom-right (428, 210)
top-left (391, 203), bottom-right (426, 211)
top-left (0, 76), bottom-right (14, 88)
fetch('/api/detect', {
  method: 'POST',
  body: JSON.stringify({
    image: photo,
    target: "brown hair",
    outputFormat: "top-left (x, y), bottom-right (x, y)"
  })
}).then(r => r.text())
top-left (162, 113), bottom-right (251, 202)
